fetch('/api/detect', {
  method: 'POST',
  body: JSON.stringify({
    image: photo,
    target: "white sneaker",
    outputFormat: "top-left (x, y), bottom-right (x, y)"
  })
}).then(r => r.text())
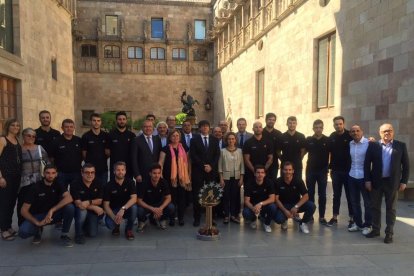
top-left (362, 226), bottom-right (372, 235)
top-left (250, 221), bottom-right (257, 229)
top-left (281, 221), bottom-right (288, 231)
top-left (299, 223), bottom-right (310, 234)
top-left (263, 224), bottom-right (272, 233)
top-left (348, 223), bottom-right (361, 232)
top-left (159, 220), bottom-right (167, 230)
top-left (136, 221), bottom-right (147, 232)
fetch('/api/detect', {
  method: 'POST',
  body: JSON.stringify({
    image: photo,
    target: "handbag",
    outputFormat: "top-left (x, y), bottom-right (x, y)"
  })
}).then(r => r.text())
top-left (38, 145), bottom-right (46, 176)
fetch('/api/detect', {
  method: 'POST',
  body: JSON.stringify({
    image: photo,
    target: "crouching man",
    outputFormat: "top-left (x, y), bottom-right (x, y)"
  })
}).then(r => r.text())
top-left (19, 165), bottom-right (75, 247)
top-left (70, 163), bottom-right (104, 244)
top-left (137, 163), bottom-right (175, 231)
top-left (103, 161), bottom-right (138, 240)
top-left (243, 165), bottom-right (277, 233)
top-left (275, 162), bottom-right (316, 234)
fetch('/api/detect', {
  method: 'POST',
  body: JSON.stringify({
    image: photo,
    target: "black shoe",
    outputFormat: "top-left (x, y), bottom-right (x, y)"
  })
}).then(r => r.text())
top-left (75, 235), bottom-right (85, 244)
top-left (348, 219), bottom-right (355, 229)
top-left (384, 234), bottom-right (393, 244)
top-left (193, 219), bottom-right (200, 227)
top-left (319, 218), bottom-right (328, 225)
top-left (112, 225), bottom-right (120, 236)
top-left (32, 231), bottom-right (42, 245)
top-left (178, 220), bottom-right (185, 226)
top-left (169, 219), bottom-right (175, 227)
top-left (327, 218), bottom-right (338, 227)
top-left (365, 231), bottom-right (380, 238)
top-left (60, 235), bottom-right (73, 248)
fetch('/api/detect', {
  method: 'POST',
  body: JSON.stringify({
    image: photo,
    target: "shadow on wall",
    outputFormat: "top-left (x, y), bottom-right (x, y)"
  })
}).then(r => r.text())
top-left (213, 72), bottom-right (226, 125)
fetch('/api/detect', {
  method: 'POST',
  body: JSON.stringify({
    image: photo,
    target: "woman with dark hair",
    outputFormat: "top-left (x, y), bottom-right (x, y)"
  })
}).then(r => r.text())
top-left (159, 129), bottom-right (191, 226)
top-left (218, 132), bottom-right (244, 224)
top-left (0, 118), bottom-right (22, 241)
top-left (17, 128), bottom-right (48, 226)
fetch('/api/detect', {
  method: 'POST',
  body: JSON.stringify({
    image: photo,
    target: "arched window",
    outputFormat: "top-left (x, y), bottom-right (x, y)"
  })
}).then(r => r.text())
top-left (104, 45), bottom-right (120, 58)
top-left (150, 47), bottom-right (165, 60)
top-left (127, 47), bottom-right (143, 59)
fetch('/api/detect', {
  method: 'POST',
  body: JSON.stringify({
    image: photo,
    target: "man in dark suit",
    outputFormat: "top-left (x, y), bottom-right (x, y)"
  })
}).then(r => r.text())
top-left (180, 119), bottom-right (193, 152)
top-left (364, 123), bottom-right (410, 243)
top-left (131, 120), bottom-right (162, 185)
top-left (190, 120), bottom-right (220, 227)
top-left (235, 118), bottom-right (253, 149)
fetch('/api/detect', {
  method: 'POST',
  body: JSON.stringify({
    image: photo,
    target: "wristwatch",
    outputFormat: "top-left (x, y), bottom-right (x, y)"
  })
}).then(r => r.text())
top-left (294, 205), bottom-right (299, 209)
top-left (121, 206), bottom-right (126, 211)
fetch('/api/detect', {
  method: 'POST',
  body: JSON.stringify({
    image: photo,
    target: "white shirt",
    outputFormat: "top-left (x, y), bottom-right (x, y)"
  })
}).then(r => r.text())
top-left (349, 136), bottom-right (369, 179)
top-left (202, 135), bottom-right (209, 147)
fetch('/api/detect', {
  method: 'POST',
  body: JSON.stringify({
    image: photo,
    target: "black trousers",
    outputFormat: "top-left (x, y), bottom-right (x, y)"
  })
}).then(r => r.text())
top-left (370, 178), bottom-right (398, 235)
top-left (171, 185), bottom-right (186, 221)
top-left (17, 184), bottom-right (33, 226)
top-left (0, 173), bottom-right (20, 231)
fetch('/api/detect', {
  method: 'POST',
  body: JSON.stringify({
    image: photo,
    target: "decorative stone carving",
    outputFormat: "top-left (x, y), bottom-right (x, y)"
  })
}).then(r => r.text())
top-left (96, 17), bottom-right (102, 38)
top-left (187, 22), bottom-right (193, 42)
top-left (120, 17), bottom-right (125, 41)
top-left (143, 20), bottom-right (149, 41)
top-left (165, 20), bottom-right (170, 41)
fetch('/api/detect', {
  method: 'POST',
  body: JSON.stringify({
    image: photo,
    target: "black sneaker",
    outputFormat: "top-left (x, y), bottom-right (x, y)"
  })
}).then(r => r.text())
top-left (112, 225), bottom-right (120, 236)
top-left (60, 235), bottom-right (73, 248)
top-left (169, 219), bottom-right (175, 227)
top-left (384, 234), bottom-right (393, 244)
top-left (327, 218), bottom-right (338, 227)
top-left (32, 231), bottom-right (42, 245)
top-left (319, 218), bottom-right (328, 226)
top-left (75, 235), bottom-right (85, 244)
top-left (348, 219), bottom-right (354, 229)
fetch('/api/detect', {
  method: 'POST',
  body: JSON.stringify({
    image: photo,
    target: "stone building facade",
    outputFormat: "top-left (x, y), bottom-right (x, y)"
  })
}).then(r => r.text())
top-left (0, 0), bottom-right (75, 131)
top-left (74, 0), bottom-right (214, 132)
top-left (212, 0), bottom-right (414, 180)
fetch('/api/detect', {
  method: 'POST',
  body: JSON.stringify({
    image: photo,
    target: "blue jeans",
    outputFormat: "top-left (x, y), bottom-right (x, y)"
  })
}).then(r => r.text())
top-left (19, 204), bottom-right (75, 238)
top-left (274, 201), bottom-right (316, 224)
top-left (242, 203), bottom-right (277, 225)
top-left (74, 208), bottom-right (99, 237)
top-left (331, 171), bottom-right (353, 217)
top-left (137, 203), bottom-right (175, 222)
top-left (348, 176), bottom-right (372, 228)
top-left (306, 169), bottom-right (327, 218)
top-left (57, 172), bottom-right (80, 189)
top-left (105, 205), bottom-right (138, 231)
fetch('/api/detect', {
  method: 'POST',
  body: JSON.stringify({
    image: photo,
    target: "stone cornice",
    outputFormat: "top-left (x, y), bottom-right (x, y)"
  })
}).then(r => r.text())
top-left (78, 0), bottom-right (213, 8)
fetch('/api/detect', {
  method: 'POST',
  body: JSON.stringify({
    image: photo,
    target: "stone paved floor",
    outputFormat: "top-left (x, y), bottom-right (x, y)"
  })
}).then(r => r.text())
top-left (1, 186), bottom-right (414, 276)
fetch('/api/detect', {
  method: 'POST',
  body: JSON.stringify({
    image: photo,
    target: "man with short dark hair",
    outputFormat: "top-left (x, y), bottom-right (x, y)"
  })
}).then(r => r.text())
top-left (103, 162), bottom-right (138, 240)
top-left (136, 164), bottom-right (175, 231)
top-left (49, 119), bottom-right (82, 188)
top-left (35, 110), bottom-right (61, 155)
top-left (243, 165), bottom-right (277, 233)
top-left (279, 116), bottom-right (306, 180)
top-left (19, 165), bottom-right (75, 247)
top-left (166, 116), bottom-right (176, 133)
top-left (70, 163), bottom-right (104, 244)
top-left (304, 119), bottom-right (330, 225)
top-left (180, 119), bottom-right (193, 151)
top-left (107, 111), bottom-right (136, 179)
top-left (81, 113), bottom-right (109, 184)
top-left (235, 118), bottom-right (252, 149)
top-left (262, 113), bottom-right (282, 182)
top-left (274, 162), bottom-right (316, 234)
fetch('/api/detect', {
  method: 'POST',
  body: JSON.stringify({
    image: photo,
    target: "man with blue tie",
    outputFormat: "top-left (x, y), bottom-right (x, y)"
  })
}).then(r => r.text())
top-left (236, 118), bottom-right (252, 149)
top-left (364, 123), bottom-right (410, 243)
top-left (180, 119), bottom-right (193, 151)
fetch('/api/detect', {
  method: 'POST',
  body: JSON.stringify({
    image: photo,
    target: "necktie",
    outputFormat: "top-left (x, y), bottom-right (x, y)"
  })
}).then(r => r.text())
top-left (240, 134), bottom-right (244, 148)
top-left (147, 136), bottom-right (153, 153)
top-left (203, 136), bottom-right (208, 149)
top-left (186, 134), bottom-right (191, 148)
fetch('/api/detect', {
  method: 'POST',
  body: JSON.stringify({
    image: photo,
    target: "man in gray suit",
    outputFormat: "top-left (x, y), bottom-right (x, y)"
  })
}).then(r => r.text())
top-left (236, 118), bottom-right (252, 149)
top-left (364, 123), bottom-right (410, 243)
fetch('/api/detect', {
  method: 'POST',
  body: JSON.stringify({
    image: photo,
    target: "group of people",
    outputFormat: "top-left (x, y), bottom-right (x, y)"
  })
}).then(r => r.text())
top-left (0, 110), bottom-right (409, 247)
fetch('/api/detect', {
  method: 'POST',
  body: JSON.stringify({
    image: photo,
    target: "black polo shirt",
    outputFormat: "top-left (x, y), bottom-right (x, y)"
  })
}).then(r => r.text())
top-left (108, 128), bottom-right (136, 172)
top-left (280, 131), bottom-right (306, 171)
top-left (137, 178), bottom-right (170, 206)
top-left (275, 177), bottom-right (308, 205)
top-left (305, 135), bottom-right (330, 172)
top-left (50, 135), bottom-right (82, 173)
top-left (81, 130), bottom-right (109, 173)
top-left (24, 180), bottom-right (66, 215)
top-left (35, 127), bottom-right (61, 155)
top-left (70, 179), bottom-right (103, 202)
top-left (244, 178), bottom-right (275, 205)
top-left (329, 130), bottom-right (352, 172)
top-left (242, 136), bottom-right (273, 169)
top-left (103, 178), bottom-right (136, 209)
top-left (262, 128), bottom-right (282, 168)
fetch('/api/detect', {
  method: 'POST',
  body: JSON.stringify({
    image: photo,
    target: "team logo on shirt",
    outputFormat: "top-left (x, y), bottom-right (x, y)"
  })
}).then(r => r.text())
top-left (124, 188), bottom-right (127, 192)
top-left (112, 139), bottom-right (118, 143)
top-left (80, 191), bottom-right (85, 194)
top-left (111, 190), bottom-right (117, 194)
top-left (59, 146), bottom-right (65, 149)
top-left (88, 141), bottom-right (95, 144)
top-left (94, 188), bottom-right (97, 192)
top-left (38, 193), bottom-right (46, 197)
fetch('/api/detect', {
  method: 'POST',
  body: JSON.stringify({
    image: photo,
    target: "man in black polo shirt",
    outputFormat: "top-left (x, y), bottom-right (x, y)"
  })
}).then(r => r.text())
top-left (50, 119), bottom-right (82, 188)
top-left (327, 116), bottom-right (354, 227)
top-left (35, 110), bottom-right (61, 155)
top-left (262, 113), bottom-right (282, 182)
top-left (103, 161), bottom-right (137, 240)
top-left (108, 111), bottom-right (136, 179)
top-left (279, 116), bottom-right (306, 180)
top-left (137, 163), bottom-right (175, 231)
top-left (81, 113), bottom-right (109, 184)
top-left (304, 119), bottom-right (330, 225)
top-left (275, 162), bottom-right (316, 234)
top-left (243, 165), bottom-right (277, 233)
top-left (70, 163), bottom-right (104, 244)
top-left (243, 121), bottom-right (273, 185)
top-left (19, 165), bottom-right (75, 247)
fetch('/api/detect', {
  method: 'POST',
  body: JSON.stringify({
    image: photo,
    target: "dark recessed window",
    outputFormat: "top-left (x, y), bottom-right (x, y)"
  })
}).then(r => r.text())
top-left (81, 44), bottom-right (97, 57)
top-left (127, 46), bottom-right (143, 59)
top-left (51, 59), bottom-right (57, 80)
top-left (193, 48), bottom-right (208, 61)
top-left (172, 48), bottom-right (186, 60)
top-left (194, 20), bottom-right (206, 40)
top-left (151, 18), bottom-right (164, 39)
top-left (0, 0), bottom-right (13, 53)
top-left (104, 45), bottom-right (120, 58)
top-left (150, 47), bottom-right (165, 60)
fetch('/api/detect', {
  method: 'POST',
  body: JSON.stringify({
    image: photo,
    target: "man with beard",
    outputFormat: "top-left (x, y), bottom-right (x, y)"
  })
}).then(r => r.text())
top-left (81, 113), bottom-right (109, 184)
top-left (262, 113), bottom-right (282, 182)
top-left (243, 121), bottom-right (273, 185)
top-left (108, 111), bottom-right (136, 179)
top-left (35, 110), bottom-right (61, 155)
